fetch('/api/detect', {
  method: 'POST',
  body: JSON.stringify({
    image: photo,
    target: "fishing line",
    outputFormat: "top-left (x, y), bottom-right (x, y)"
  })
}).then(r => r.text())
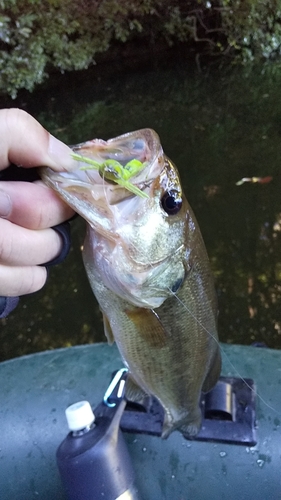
top-left (168, 286), bottom-right (281, 417)
top-left (114, 219), bottom-right (280, 417)
top-left (104, 192), bottom-right (280, 417)
top-left (117, 225), bottom-right (280, 417)
top-left (86, 153), bottom-right (280, 417)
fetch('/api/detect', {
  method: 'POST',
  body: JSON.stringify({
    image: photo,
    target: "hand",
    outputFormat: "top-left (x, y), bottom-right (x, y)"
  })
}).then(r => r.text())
top-left (0, 108), bottom-right (76, 296)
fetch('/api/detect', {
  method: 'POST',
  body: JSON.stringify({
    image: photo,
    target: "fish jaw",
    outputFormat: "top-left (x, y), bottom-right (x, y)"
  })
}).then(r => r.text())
top-left (41, 128), bottom-right (165, 235)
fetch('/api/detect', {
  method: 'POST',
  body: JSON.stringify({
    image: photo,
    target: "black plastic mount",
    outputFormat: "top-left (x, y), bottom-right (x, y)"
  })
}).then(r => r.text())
top-left (197, 377), bottom-right (257, 445)
top-left (94, 375), bottom-right (257, 446)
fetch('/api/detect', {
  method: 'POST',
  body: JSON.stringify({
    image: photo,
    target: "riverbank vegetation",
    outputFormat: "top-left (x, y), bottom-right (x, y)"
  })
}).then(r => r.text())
top-left (1, 0), bottom-right (281, 97)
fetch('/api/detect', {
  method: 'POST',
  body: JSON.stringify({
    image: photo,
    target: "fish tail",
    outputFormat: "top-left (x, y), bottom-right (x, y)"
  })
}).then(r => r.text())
top-left (179, 416), bottom-right (202, 439)
top-left (161, 407), bottom-right (202, 439)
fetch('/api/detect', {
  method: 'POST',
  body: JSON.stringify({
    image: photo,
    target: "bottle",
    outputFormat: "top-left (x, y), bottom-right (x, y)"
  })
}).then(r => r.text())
top-left (56, 399), bottom-right (140, 500)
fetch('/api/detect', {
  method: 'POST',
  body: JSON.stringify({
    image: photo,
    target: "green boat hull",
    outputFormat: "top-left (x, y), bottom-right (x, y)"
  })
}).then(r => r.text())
top-left (0, 343), bottom-right (280, 499)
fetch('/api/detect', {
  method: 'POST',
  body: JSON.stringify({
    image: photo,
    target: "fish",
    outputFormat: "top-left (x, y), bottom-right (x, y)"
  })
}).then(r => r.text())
top-left (41, 128), bottom-right (221, 438)
top-left (236, 176), bottom-right (273, 186)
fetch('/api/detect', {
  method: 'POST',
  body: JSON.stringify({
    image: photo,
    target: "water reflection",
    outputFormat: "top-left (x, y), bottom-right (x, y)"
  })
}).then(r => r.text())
top-left (1, 61), bottom-right (281, 360)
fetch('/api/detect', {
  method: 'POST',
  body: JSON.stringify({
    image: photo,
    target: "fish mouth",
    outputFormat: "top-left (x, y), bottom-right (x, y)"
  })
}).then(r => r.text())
top-left (41, 128), bottom-right (165, 209)
top-left (42, 128), bottom-right (186, 309)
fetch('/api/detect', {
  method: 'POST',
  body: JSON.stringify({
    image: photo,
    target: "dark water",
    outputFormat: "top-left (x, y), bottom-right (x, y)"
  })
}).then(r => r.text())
top-left (1, 60), bottom-right (281, 360)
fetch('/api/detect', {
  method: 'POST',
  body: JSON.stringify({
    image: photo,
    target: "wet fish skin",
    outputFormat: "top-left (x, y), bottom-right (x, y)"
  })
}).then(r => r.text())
top-left (83, 219), bottom-right (221, 438)
top-left (41, 128), bottom-right (221, 438)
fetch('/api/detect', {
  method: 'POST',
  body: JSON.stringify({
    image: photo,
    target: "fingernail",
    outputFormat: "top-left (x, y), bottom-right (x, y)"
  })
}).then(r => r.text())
top-left (48, 135), bottom-right (77, 171)
top-left (0, 189), bottom-right (12, 217)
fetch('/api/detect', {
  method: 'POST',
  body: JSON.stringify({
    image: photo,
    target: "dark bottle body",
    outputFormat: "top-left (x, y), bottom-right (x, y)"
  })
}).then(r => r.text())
top-left (57, 400), bottom-right (138, 500)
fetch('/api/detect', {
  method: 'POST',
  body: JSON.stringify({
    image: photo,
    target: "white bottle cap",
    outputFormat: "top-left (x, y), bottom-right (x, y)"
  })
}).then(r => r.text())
top-left (65, 401), bottom-right (95, 431)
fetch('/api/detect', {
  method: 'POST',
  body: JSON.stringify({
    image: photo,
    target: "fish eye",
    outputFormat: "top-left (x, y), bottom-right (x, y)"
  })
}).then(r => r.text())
top-left (161, 191), bottom-right (182, 215)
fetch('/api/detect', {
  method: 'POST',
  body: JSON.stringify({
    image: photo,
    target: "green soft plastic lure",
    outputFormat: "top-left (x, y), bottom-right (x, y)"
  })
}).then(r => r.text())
top-left (72, 153), bottom-right (149, 198)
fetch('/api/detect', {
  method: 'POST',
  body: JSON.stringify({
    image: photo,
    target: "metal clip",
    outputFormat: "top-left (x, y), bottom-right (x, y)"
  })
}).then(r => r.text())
top-left (103, 367), bottom-right (128, 408)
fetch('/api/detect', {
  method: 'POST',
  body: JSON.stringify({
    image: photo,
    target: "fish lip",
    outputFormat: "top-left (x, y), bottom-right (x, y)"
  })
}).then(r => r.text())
top-left (41, 128), bottom-right (165, 204)
top-left (42, 169), bottom-right (152, 196)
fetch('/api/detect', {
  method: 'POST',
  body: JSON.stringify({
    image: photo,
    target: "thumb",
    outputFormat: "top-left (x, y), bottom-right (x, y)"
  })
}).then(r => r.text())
top-left (0, 108), bottom-right (76, 171)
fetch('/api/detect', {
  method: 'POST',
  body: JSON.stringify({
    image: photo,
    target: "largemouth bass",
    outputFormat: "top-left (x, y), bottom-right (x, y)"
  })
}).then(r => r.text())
top-left (42, 128), bottom-right (221, 438)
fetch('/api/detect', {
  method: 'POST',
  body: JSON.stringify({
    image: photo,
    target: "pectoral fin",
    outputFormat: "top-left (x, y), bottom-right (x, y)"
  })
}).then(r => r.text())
top-left (125, 308), bottom-right (168, 348)
top-left (125, 374), bottom-right (150, 403)
top-left (102, 312), bottom-right (115, 345)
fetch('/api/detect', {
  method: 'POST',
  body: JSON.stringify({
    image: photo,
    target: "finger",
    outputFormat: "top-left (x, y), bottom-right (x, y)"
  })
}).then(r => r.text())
top-left (0, 218), bottom-right (63, 266)
top-left (0, 264), bottom-right (47, 296)
top-left (0, 181), bottom-right (74, 229)
top-left (0, 108), bottom-right (76, 171)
